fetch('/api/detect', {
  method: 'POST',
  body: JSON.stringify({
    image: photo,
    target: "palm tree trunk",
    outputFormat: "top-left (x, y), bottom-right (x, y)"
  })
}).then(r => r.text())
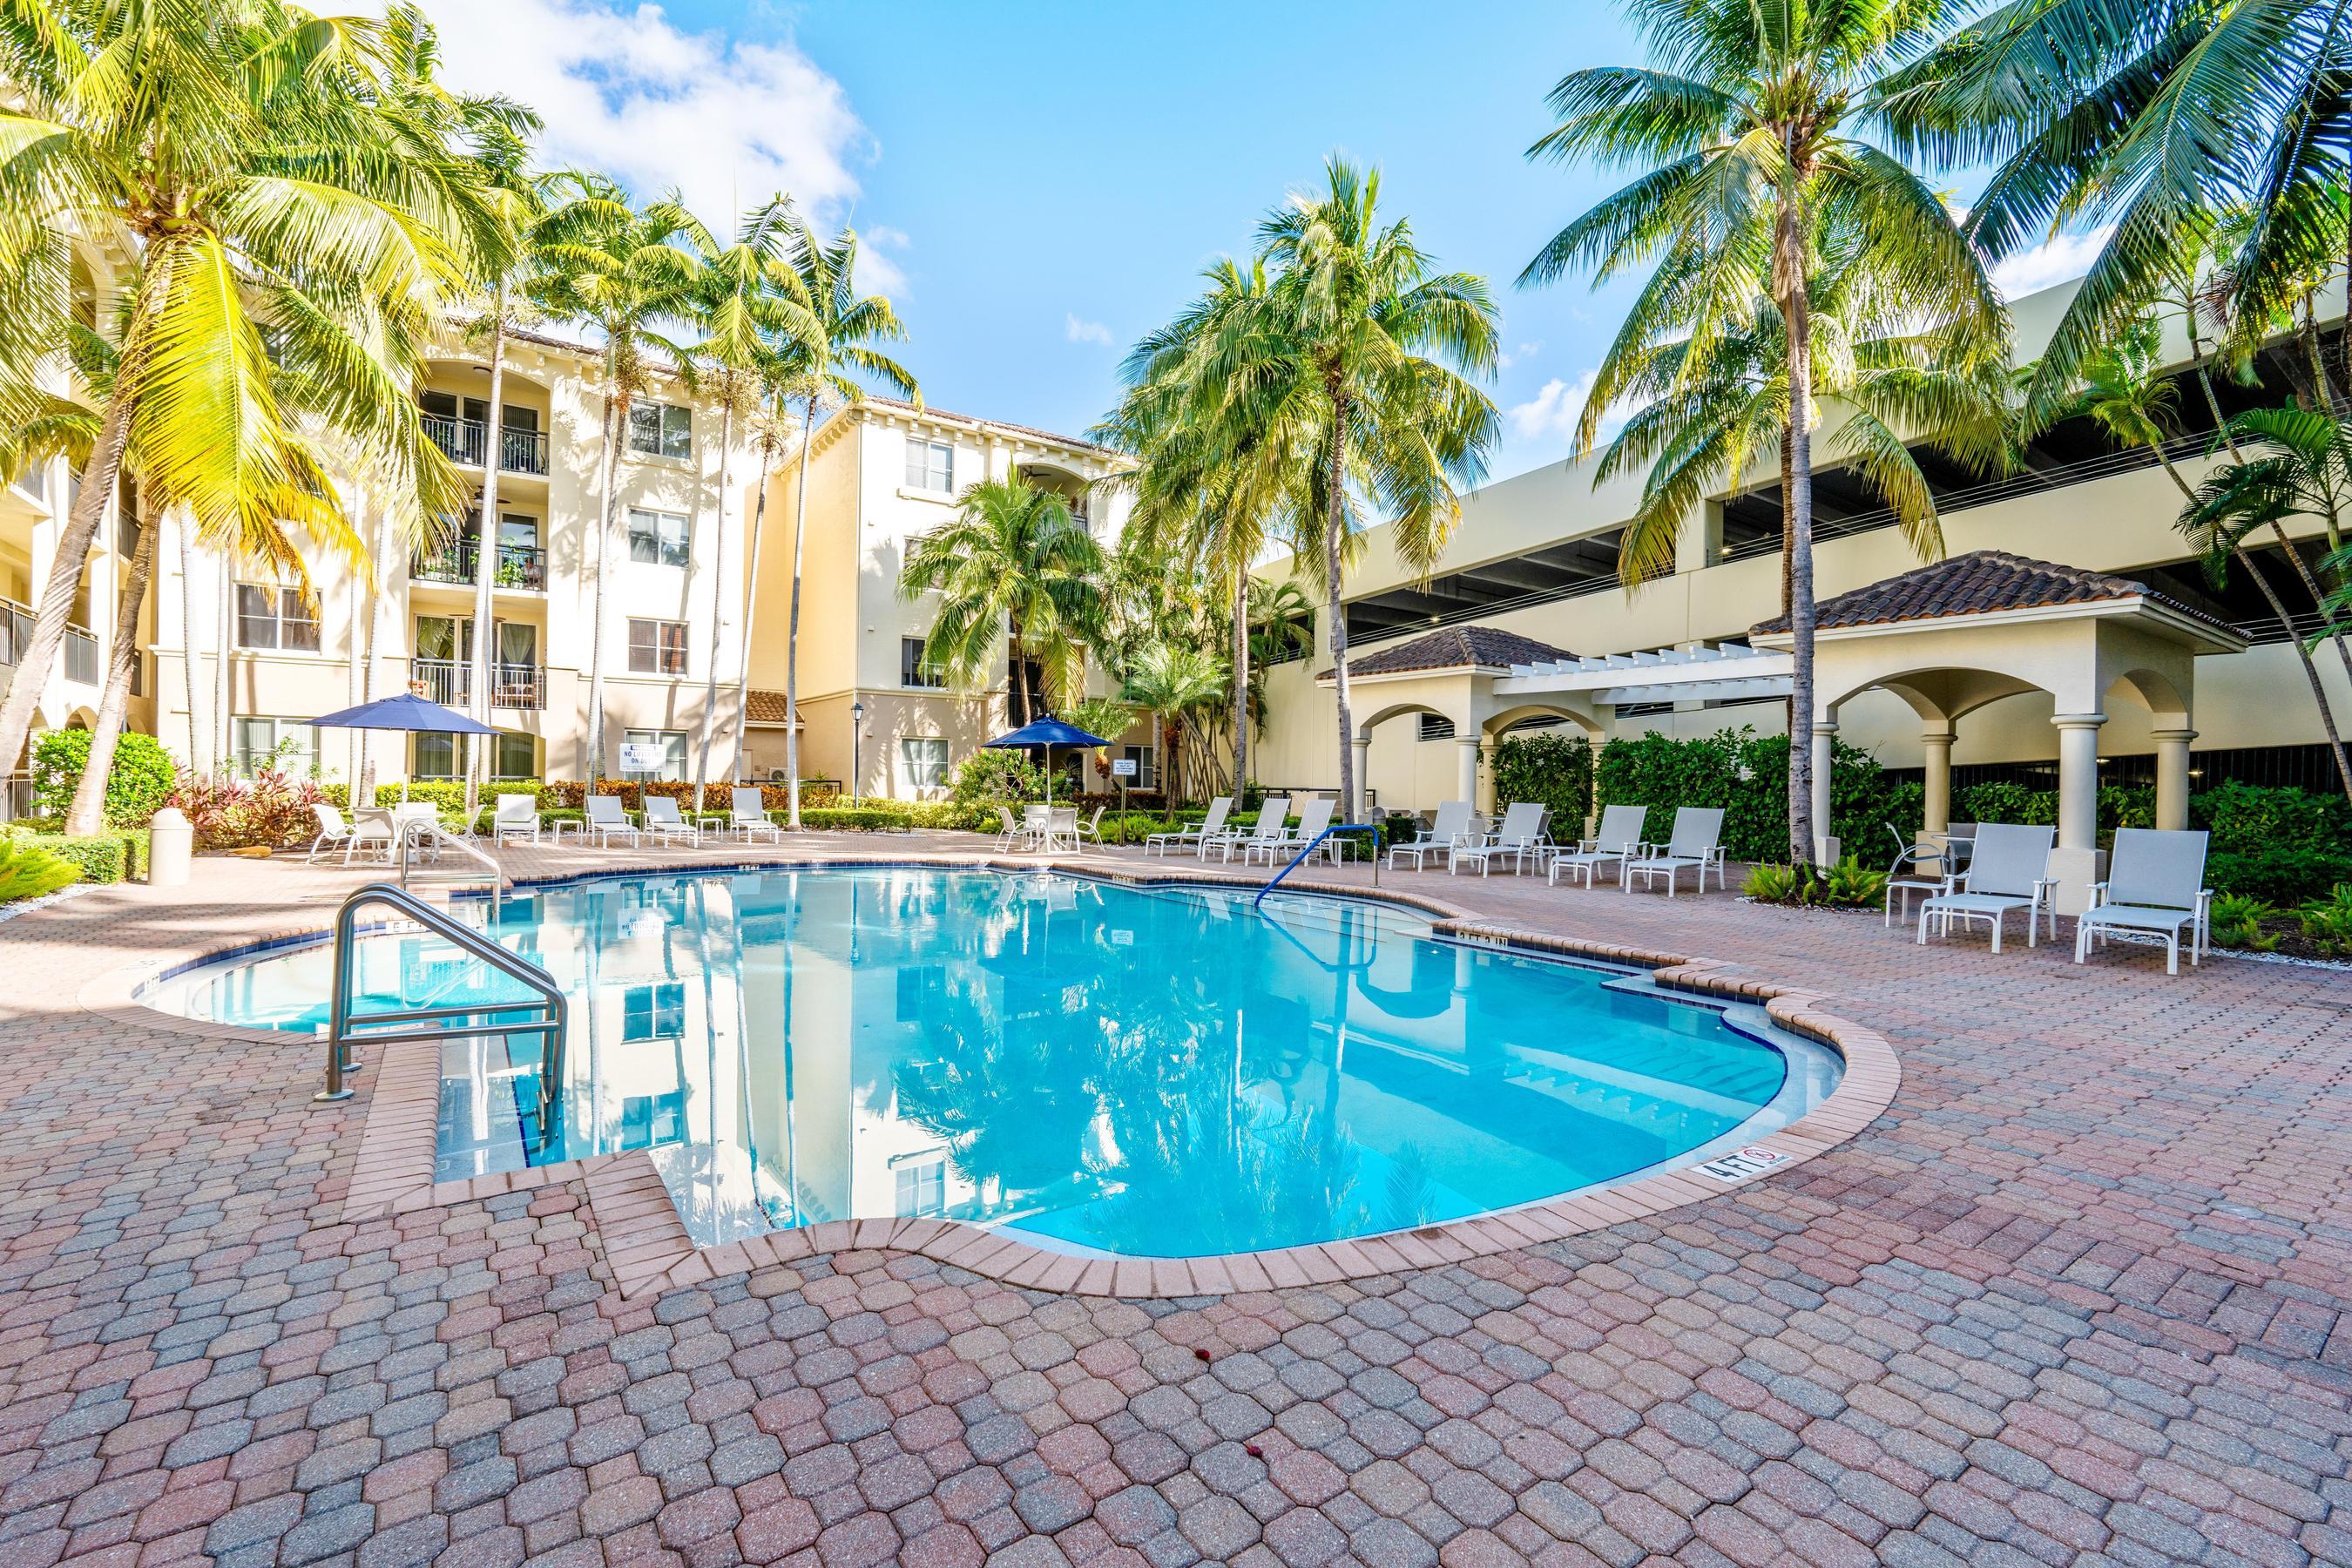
top-left (64, 503), bottom-right (157, 835)
top-left (1231, 570), bottom-right (1249, 796)
top-left (1008, 612), bottom-right (1029, 728)
top-left (732, 418), bottom-right (776, 794)
top-left (585, 395), bottom-right (623, 781)
top-left (1325, 389), bottom-right (1355, 823)
top-left (178, 519), bottom-right (203, 769)
top-left (692, 395), bottom-right (735, 812)
top-left (2240, 543), bottom-right (2352, 802)
top-left (0, 395), bottom-right (131, 780)
top-left (355, 498), bottom-right (382, 804)
top-left (214, 551), bottom-right (233, 781)
top-left (1779, 201), bottom-right (1819, 868)
top-left (465, 301), bottom-right (507, 827)
top-left (784, 403), bottom-right (814, 826)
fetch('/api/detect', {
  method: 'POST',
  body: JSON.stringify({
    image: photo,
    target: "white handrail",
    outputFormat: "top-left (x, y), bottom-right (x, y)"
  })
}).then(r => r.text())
top-left (398, 818), bottom-right (504, 891)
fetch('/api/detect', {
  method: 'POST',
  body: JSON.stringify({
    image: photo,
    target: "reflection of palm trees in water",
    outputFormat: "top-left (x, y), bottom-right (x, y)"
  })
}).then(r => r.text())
top-left (891, 966), bottom-right (1099, 1209)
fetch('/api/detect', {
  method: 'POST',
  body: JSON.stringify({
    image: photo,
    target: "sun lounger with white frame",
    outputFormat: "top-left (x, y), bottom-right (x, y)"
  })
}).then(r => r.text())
top-left (1549, 804), bottom-right (1649, 889)
top-left (491, 794), bottom-right (541, 846)
top-left (555, 794), bottom-right (643, 848)
top-left (1916, 822), bottom-right (2057, 953)
top-left (1146, 797), bottom-right (1231, 857)
top-left (1246, 795), bottom-right (1335, 867)
top-left (1452, 801), bottom-right (1551, 876)
top-left (639, 796), bottom-right (705, 847)
top-left (1387, 801), bottom-right (1478, 871)
top-left (1623, 808), bottom-right (1727, 896)
top-left (2073, 828), bottom-right (2212, 975)
top-left (1207, 795), bottom-right (1288, 864)
top-left (728, 787), bottom-right (783, 843)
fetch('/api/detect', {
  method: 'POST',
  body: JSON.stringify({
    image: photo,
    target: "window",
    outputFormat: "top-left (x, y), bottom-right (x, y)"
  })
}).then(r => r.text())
top-left (1120, 746), bottom-right (1155, 789)
top-left (1417, 713), bottom-right (1456, 741)
top-left (411, 731), bottom-right (533, 780)
top-left (901, 637), bottom-right (945, 688)
top-left (620, 728), bottom-right (687, 781)
top-left (625, 508), bottom-right (690, 567)
top-left (903, 437), bottom-right (953, 492)
top-left (626, 618), bottom-right (688, 675)
top-left (894, 1158), bottom-right (946, 1219)
top-left (235, 585), bottom-right (321, 651)
top-left (493, 732), bottom-right (535, 779)
top-left (232, 718), bottom-right (318, 778)
top-left (900, 737), bottom-right (950, 792)
top-left (627, 400), bottom-right (693, 460)
top-left (623, 983), bottom-right (686, 1042)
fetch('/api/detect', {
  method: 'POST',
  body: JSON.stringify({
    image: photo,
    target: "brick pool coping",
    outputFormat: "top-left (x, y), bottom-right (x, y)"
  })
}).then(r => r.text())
top-left (79, 850), bottom-right (1900, 1302)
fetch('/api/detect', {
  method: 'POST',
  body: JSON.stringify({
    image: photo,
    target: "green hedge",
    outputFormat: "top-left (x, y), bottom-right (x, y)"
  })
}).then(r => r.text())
top-left (30, 729), bottom-right (178, 827)
top-left (27, 834), bottom-right (128, 883)
top-left (1489, 731), bottom-right (1596, 836)
top-left (1593, 728), bottom-right (1921, 864)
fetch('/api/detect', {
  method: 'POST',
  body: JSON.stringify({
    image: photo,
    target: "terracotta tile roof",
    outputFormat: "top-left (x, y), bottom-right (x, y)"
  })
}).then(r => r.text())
top-left (1318, 625), bottom-right (1578, 680)
top-left (744, 689), bottom-right (791, 725)
top-left (1749, 550), bottom-right (2231, 637)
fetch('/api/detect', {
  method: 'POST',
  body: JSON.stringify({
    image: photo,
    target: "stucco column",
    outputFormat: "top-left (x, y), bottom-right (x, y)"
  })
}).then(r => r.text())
top-left (1920, 722), bottom-right (1955, 835)
top-left (1352, 736), bottom-right (1370, 811)
top-left (2048, 713), bottom-right (2109, 916)
top-left (1810, 719), bottom-right (1838, 864)
top-left (1455, 737), bottom-right (1480, 810)
top-left (2153, 727), bottom-right (2196, 831)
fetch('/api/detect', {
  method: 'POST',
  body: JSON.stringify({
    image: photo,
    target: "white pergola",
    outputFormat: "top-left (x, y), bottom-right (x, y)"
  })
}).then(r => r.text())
top-left (1495, 642), bottom-right (1794, 706)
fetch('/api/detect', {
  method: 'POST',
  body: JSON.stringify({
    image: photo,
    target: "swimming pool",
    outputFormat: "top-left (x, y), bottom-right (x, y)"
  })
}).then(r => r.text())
top-left (144, 868), bottom-right (1836, 1255)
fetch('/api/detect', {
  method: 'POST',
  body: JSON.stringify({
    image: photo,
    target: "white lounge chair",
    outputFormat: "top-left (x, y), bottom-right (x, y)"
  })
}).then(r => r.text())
top-left (2074, 828), bottom-right (2213, 975)
top-left (1624, 808), bottom-right (1727, 896)
top-left (491, 794), bottom-right (540, 846)
top-left (1146, 797), bottom-right (1231, 857)
top-left (554, 794), bottom-right (642, 848)
top-left (729, 787), bottom-right (783, 843)
top-left (1916, 822), bottom-right (2058, 953)
top-left (1453, 802), bottom-right (1551, 876)
top-left (1549, 804), bottom-right (1650, 889)
top-left (1883, 822), bottom-right (1971, 927)
top-left (1208, 795), bottom-right (1289, 864)
top-left (1247, 795), bottom-right (1335, 866)
top-left (640, 796), bottom-right (704, 847)
top-left (1388, 801), bottom-right (1479, 871)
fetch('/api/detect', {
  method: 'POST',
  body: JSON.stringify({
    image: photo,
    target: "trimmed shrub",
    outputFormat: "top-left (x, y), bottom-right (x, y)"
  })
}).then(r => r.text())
top-left (30, 834), bottom-right (126, 883)
top-left (1593, 728), bottom-right (1919, 864)
top-left (30, 729), bottom-right (179, 827)
top-left (1488, 731), bottom-right (1595, 835)
top-left (800, 806), bottom-right (916, 831)
top-left (0, 836), bottom-right (80, 902)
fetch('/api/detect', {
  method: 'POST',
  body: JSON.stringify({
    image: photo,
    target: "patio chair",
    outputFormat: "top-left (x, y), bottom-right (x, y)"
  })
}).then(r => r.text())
top-left (308, 803), bottom-right (391, 864)
top-left (391, 802), bottom-right (443, 860)
top-left (1207, 795), bottom-right (1288, 864)
top-left (1388, 801), bottom-right (1479, 871)
top-left (729, 787), bottom-right (783, 843)
top-left (1146, 797), bottom-right (1230, 857)
top-left (992, 805), bottom-right (1038, 853)
top-left (554, 794), bottom-right (642, 849)
top-left (1041, 805), bottom-right (1081, 853)
top-left (1916, 822), bottom-right (2058, 954)
top-left (1453, 802), bottom-right (1551, 876)
top-left (2074, 828), bottom-right (2213, 975)
top-left (1623, 808), bottom-right (1728, 897)
top-left (1883, 822), bottom-right (1971, 927)
top-left (639, 796), bottom-right (704, 847)
top-left (491, 794), bottom-right (541, 847)
top-left (1246, 795), bottom-right (1335, 867)
top-left (1549, 804), bottom-right (1650, 889)
top-left (1073, 805), bottom-right (1107, 845)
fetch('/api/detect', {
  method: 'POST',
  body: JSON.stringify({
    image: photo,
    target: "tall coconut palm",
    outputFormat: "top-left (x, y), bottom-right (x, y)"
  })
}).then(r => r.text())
top-left (1118, 641), bottom-right (1227, 805)
top-left (536, 177), bottom-right (701, 779)
top-left (1892, 0), bottom-right (2352, 415)
top-left (1520, 0), bottom-right (2001, 864)
top-left (899, 476), bottom-right (1105, 728)
top-left (1207, 159), bottom-right (1499, 822)
top-left (762, 221), bottom-right (914, 827)
top-left (0, 0), bottom-right (490, 783)
top-left (669, 196), bottom-right (817, 811)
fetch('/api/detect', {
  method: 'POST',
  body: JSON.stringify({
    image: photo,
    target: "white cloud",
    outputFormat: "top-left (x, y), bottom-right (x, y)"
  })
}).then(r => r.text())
top-left (1497, 340), bottom-right (1541, 372)
top-left (1493, 368), bottom-right (1640, 481)
top-left (398, 0), bottom-right (889, 271)
top-left (1990, 225), bottom-right (2115, 300)
top-left (1065, 314), bottom-right (1115, 348)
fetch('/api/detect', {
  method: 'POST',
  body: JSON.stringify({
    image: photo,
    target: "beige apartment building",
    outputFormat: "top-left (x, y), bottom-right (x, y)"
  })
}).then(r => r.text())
top-left (126, 328), bottom-right (771, 790)
top-left (1254, 278), bottom-right (2351, 858)
top-left (742, 398), bottom-right (1139, 800)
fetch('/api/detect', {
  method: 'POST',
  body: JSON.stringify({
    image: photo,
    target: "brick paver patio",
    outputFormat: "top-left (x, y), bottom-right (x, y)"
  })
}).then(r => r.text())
top-left (1, 834), bottom-right (2347, 1567)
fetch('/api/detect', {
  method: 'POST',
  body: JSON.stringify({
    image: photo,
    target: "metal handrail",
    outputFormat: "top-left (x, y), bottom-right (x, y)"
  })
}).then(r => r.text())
top-left (398, 819), bottom-right (503, 891)
top-left (1254, 823), bottom-right (1382, 910)
top-left (317, 884), bottom-right (567, 1139)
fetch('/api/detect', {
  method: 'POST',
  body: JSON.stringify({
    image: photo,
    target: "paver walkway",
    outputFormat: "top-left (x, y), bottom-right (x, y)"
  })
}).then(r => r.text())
top-left (0, 835), bottom-right (2347, 1568)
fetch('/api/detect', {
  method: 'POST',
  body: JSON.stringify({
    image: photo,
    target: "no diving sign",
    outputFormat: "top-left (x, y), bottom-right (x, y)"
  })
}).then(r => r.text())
top-left (1698, 1146), bottom-right (1787, 1182)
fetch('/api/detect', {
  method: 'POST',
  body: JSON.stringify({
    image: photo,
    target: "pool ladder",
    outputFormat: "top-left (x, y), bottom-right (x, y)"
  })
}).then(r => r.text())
top-left (315, 884), bottom-right (569, 1155)
top-left (1254, 823), bottom-right (1382, 910)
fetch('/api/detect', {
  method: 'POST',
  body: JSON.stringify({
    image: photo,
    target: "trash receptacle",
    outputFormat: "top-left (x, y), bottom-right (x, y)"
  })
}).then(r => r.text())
top-left (149, 807), bottom-right (193, 888)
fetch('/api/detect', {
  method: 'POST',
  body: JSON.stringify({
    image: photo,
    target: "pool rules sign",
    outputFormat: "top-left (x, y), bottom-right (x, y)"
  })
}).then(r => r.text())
top-left (1698, 1146), bottom-right (1788, 1182)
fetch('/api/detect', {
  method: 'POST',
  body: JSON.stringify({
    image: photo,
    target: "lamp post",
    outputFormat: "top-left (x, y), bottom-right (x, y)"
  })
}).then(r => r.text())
top-left (849, 698), bottom-right (865, 806)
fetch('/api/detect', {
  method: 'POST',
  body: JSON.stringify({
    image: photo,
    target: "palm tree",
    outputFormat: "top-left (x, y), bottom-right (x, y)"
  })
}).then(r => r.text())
top-left (1893, 0), bottom-right (2352, 415)
top-left (1520, 0), bottom-right (2002, 864)
top-left (672, 197), bottom-right (817, 811)
top-left (760, 221), bottom-right (915, 827)
top-left (536, 176), bottom-right (702, 779)
top-left (900, 476), bottom-right (1105, 729)
top-left (0, 0), bottom-right (490, 784)
top-left (1119, 642), bottom-right (1226, 805)
top-left (1207, 159), bottom-right (1499, 822)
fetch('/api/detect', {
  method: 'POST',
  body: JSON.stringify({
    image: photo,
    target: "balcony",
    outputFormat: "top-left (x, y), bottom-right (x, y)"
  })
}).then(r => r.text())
top-left (64, 625), bottom-right (97, 686)
top-left (420, 413), bottom-right (551, 477)
top-left (411, 539), bottom-right (547, 591)
top-left (410, 659), bottom-right (547, 712)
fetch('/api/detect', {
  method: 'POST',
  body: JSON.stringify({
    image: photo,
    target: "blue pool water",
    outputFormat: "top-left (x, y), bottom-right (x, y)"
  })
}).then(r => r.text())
top-left (145, 868), bottom-right (1828, 1255)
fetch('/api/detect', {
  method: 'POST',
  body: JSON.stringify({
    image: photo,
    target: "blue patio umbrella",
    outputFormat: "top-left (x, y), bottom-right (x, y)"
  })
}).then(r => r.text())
top-left (306, 691), bottom-right (497, 734)
top-left (984, 716), bottom-right (1109, 808)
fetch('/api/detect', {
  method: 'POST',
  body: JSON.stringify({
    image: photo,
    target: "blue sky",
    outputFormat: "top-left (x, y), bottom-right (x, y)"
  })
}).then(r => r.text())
top-left (416, 0), bottom-right (2096, 484)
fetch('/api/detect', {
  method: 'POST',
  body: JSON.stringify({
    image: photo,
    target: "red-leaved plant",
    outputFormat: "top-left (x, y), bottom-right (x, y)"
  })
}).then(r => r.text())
top-left (167, 768), bottom-right (333, 850)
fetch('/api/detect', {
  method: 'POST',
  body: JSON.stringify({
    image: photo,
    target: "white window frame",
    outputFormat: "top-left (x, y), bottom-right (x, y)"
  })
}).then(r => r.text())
top-left (1120, 745), bottom-right (1155, 790)
top-left (900, 736), bottom-right (950, 793)
top-left (894, 1157), bottom-right (946, 1219)
top-left (627, 400), bottom-right (693, 461)
top-left (232, 717), bottom-right (319, 778)
top-left (903, 437), bottom-right (954, 493)
top-left (900, 637), bottom-right (946, 689)
top-left (626, 618), bottom-right (689, 676)
top-left (625, 507), bottom-right (691, 568)
top-left (235, 585), bottom-right (321, 652)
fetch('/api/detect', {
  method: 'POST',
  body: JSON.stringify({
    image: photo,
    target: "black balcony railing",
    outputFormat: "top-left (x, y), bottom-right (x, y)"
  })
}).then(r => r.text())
top-left (410, 659), bottom-right (547, 711)
top-left (411, 539), bottom-right (547, 591)
top-left (0, 598), bottom-right (33, 667)
top-left (420, 413), bottom-right (551, 477)
top-left (64, 625), bottom-right (98, 685)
